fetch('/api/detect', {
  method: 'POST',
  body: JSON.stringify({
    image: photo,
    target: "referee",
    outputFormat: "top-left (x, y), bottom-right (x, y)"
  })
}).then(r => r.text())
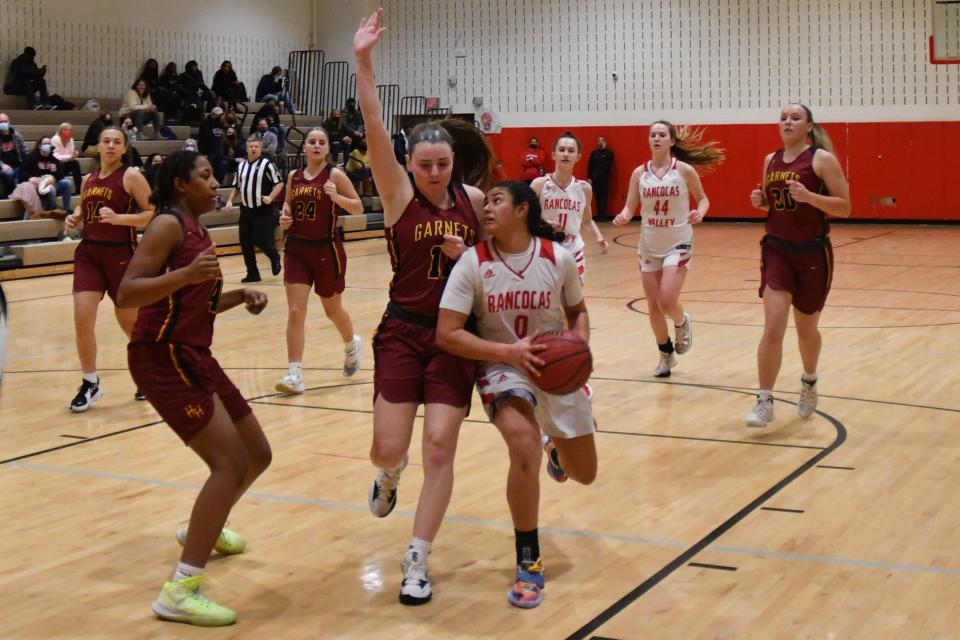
top-left (235, 135), bottom-right (283, 282)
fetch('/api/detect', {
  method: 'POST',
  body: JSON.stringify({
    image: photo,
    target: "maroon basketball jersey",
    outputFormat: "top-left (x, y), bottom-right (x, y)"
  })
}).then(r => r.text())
top-left (288, 165), bottom-right (338, 240)
top-left (385, 183), bottom-right (479, 317)
top-left (81, 166), bottom-right (137, 244)
top-left (764, 147), bottom-right (829, 243)
top-left (132, 210), bottom-right (223, 347)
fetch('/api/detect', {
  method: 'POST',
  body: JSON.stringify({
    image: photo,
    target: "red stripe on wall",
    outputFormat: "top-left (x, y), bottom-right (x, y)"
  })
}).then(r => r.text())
top-left (486, 122), bottom-right (960, 221)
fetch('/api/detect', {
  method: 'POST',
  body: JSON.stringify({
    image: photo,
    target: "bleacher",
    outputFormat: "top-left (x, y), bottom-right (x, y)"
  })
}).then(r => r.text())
top-left (0, 89), bottom-right (384, 274)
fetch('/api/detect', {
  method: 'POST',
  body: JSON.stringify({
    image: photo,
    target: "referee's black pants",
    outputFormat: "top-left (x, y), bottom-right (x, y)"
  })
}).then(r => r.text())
top-left (239, 204), bottom-right (280, 279)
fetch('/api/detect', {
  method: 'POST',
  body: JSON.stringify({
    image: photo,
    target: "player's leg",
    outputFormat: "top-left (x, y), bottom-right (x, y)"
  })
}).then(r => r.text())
top-left (659, 259), bottom-right (692, 354)
top-left (71, 290), bottom-right (104, 411)
top-left (642, 268), bottom-right (675, 377)
top-left (319, 292), bottom-right (362, 376)
top-left (277, 282), bottom-right (311, 393)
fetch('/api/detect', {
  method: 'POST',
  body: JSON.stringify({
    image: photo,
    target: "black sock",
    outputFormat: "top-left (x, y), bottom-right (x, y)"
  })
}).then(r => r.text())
top-left (658, 339), bottom-right (675, 355)
top-left (515, 528), bottom-right (540, 567)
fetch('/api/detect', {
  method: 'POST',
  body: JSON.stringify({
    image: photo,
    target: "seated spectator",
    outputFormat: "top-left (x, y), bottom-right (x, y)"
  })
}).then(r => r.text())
top-left (179, 60), bottom-right (215, 113)
top-left (120, 79), bottom-right (162, 139)
top-left (81, 112), bottom-right (112, 158)
top-left (323, 109), bottom-right (357, 163)
top-left (256, 66), bottom-right (296, 114)
top-left (118, 120), bottom-right (142, 167)
top-left (51, 122), bottom-right (82, 192)
top-left (183, 138), bottom-right (199, 153)
top-left (347, 138), bottom-right (374, 197)
top-left (250, 97), bottom-right (285, 153)
top-left (21, 137), bottom-right (72, 212)
top-left (143, 153), bottom-right (164, 190)
top-left (2, 47), bottom-right (49, 109)
top-left (252, 119), bottom-right (278, 159)
top-left (155, 62), bottom-right (188, 121)
top-left (222, 125), bottom-right (244, 186)
top-left (212, 60), bottom-right (248, 107)
top-left (199, 107), bottom-right (232, 182)
top-left (139, 58), bottom-right (160, 90)
top-left (343, 97), bottom-right (364, 134)
top-left (0, 113), bottom-right (28, 196)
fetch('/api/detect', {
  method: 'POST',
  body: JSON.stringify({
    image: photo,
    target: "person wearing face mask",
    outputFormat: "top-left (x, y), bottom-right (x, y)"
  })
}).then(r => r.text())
top-left (221, 125), bottom-right (243, 185)
top-left (343, 98), bottom-right (364, 134)
top-left (250, 97), bottom-right (285, 155)
top-left (3, 47), bottom-right (49, 109)
top-left (256, 67), bottom-right (296, 114)
top-left (82, 112), bottom-right (113, 158)
top-left (179, 60), bottom-right (215, 114)
top-left (0, 113), bottom-right (28, 196)
top-left (51, 122), bottom-right (82, 192)
top-left (143, 153), bottom-right (164, 190)
top-left (323, 109), bottom-right (357, 165)
top-left (520, 137), bottom-right (546, 184)
top-left (199, 107), bottom-right (229, 181)
top-left (22, 137), bottom-right (72, 212)
top-left (251, 119), bottom-right (278, 159)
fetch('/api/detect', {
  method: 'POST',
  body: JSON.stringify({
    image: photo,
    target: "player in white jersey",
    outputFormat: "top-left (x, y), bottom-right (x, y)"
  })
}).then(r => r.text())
top-left (614, 121), bottom-right (724, 377)
top-left (438, 181), bottom-right (598, 610)
top-left (531, 131), bottom-right (607, 281)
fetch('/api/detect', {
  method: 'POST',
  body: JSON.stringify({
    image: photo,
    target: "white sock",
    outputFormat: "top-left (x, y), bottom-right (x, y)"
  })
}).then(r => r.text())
top-left (344, 335), bottom-right (358, 352)
top-left (758, 390), bottom-right (773, 402)
top-left (409, 537), bottom-right (432, 557)
top-left (288, 362), bottom-right (302, 376)
top-left (173, 561), bottom-right (204, 581)
top-left (83, 372), bottom-right (98, 385)
top-left (802, 372), bottom-right (818, 384)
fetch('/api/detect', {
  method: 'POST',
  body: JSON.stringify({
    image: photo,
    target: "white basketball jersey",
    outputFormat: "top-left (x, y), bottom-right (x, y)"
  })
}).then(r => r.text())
top-left (539, 174), bottom-right (587, 254)
top-left (638, 158), bottom-right (693, 253)
top-left (439, 237), bottom-right (584, 346)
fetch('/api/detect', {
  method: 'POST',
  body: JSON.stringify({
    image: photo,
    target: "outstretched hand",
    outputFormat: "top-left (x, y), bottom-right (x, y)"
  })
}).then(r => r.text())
top-left (354, 8), bottom-right (387, 58)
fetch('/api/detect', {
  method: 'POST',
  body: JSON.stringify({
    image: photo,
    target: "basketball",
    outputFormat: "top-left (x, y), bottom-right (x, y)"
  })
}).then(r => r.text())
top-left (532, 330), bottom-right (592, 395)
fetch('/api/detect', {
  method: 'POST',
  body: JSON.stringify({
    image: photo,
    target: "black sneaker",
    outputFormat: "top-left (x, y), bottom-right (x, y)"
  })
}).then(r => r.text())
top-left (240, 274), bottom-right (261, 283)
top-left (271, 255), bottom-right (282, 276)
top-left (70, 378), bottom-right (102, 413)
top-left (134, 390), bottom-right (147, 401)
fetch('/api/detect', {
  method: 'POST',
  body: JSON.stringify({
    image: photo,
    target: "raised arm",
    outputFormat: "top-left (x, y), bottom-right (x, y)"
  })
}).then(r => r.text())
top-left (354, 7), bottom-right (413, 224)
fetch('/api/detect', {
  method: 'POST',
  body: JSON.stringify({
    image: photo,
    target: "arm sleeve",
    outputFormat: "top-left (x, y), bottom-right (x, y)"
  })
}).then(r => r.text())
top-left (558, 248), bottom-right (584, 307)
top-left (439, 249), bottom-right (479, 315)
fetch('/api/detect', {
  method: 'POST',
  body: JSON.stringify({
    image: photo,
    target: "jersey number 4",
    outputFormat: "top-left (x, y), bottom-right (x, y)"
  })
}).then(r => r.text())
top-left (84, 200), bottom-right (102, 223)
top-left (294, 201), bottom-right (317, 221)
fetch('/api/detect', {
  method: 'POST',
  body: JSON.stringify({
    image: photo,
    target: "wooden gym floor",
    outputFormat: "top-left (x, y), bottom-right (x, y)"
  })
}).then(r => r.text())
top-left (1, 221), bottom-right (959, 639)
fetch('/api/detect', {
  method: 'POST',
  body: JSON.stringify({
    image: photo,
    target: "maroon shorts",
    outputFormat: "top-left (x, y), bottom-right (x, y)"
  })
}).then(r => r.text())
top-left (283, 236), bottom-right (346, 297)
top-left (372, 311), bottom-right (476, 407)
top-left (759, 236), bottom-right (834, 315)
top-left (72, 240), bottom-right (135, 303)
top-left (128, 342), bottom-right (252, 444)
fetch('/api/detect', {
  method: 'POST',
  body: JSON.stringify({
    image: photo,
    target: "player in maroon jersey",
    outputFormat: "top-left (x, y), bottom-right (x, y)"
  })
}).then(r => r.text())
top-left (356, 8), bottom-right (492, 605)
top-left (63, 127), bottom-right (153, 412)
top-left (745, 104), bottom-right (851, 428)
top-left (275, 127), bottom-right (364, 394)
top-left (117, 151), bottom-right (270, 627)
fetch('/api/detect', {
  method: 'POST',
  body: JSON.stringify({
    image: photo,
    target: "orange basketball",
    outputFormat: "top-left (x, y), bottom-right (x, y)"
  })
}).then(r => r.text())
top-left (532, 330), bottom-right (593, 395)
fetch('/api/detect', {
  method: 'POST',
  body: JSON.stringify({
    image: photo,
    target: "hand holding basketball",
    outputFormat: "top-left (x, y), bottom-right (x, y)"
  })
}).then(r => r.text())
top-left (242, 289), bottom-right (268, 315)
top-left (531, 330), bottom-right (593, 395)
top-left (504, 333), bottom-right (547, 377)
top-left (355, 8), bottom-right (386, 58)
top-left (185, 244), bottom-right (219, 283)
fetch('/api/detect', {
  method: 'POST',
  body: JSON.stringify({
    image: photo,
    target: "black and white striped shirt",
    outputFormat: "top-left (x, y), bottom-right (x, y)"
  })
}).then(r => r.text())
top-left (237, 157), bottom-right (281, 208)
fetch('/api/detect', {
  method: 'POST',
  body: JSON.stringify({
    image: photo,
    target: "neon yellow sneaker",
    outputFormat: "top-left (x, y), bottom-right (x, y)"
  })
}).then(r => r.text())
top-left (176, 526), bottom-right (246, 555)
top-left (152, 575), bottom-right (236, 626)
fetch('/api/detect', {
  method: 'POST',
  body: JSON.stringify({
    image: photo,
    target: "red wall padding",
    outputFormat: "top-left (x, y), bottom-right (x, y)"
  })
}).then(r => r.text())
top-left (485, 121), bottom-right (960, 221)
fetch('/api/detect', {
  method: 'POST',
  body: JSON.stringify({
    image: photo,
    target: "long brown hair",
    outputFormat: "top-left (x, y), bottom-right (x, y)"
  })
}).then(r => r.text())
top-left (792, 103), bottom-right (834, 153)
top-left (408, 119), bottom-right (495, 191)
top-left (652, 120), bottom-right (725, 172)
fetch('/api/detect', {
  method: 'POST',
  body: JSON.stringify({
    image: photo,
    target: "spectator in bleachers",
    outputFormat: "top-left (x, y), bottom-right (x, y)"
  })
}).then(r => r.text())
top-left (250, 97), bottom-right (285, 154)
top-left (199, 107), bottom-right (232, 182)
top-left (142, 153), bottom-right (164, 190)
top-left (256, 66), bottom-right (296, 114)
top-left (252, 119), bottom-right (278, 159)
top-left (222, 125), bottom-right (244, 186)
top-left (0, 113), bottom-right (28, 196)
top-left (51, 122), bottom-right (82, 192)
top-left (212, 60), bottom-right (248, 107)
top-left (118, 120), bottom-right (142, 168)
top-left (120, 79), bottom-right (162, 139)
top-left (179, 61), bottom-right (215, 113)
top-left (22, 137), bottom-right (72, 212)
top-left (323, 109), bottom-right (357, 164)
top-left (155, 62), bottom-right (188, 121)
top-left (346, 138), bottom-right (374, 197)
top-left (2, 47), bottom-right (49, 109)
top-left (138, 58), bottom-right (160, 90)
top-left (81, 112), bottom-right (112, 158)
top-left (182, 138), bottom-right (199, 153)
top-left (343, 97), bottom-right (364, 133)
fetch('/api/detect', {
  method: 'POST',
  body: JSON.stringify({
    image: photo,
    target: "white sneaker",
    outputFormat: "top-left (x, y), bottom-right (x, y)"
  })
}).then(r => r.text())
top-left (275, 371), bottom-right (305, 394)
top-left (399, 547), bottom-right (432, 605)
top-left (654, 352), bottom-right (677, 378)
top-left (798, 377), bottom-right (818, 418)
top-left (343, 334), bottom-right (362, 377)
top-left (368, 454), bottom-right (408, 517)
top-left (674, 312), bottom-right (692, 355)
top-left (746, 395), bottom-right (775, 428)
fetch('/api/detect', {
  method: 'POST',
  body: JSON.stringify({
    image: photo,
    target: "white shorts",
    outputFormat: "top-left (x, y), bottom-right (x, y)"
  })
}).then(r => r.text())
top-left (477, 363), bottom-right (595, 439)
top-left (639, 241), bottom-right (692, 272)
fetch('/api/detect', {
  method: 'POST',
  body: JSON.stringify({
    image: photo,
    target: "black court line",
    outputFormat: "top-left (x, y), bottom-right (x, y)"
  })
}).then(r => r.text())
top-left (829, 229), bottom-right (898, 249)
top-left (564, 403), bottom-right (847, 640)
top-left (0, 419), bottom-right (165, 466)
top-left (817, 465), bottom-right (855, 471)
top-left (59, 434), bottom-right (87, 440)
top-left (760, 507), bottom-right (805, 514)
top-left (598, 428), bottom-right (824, 451)
top-left (688, 562), bottom-right (738, 572)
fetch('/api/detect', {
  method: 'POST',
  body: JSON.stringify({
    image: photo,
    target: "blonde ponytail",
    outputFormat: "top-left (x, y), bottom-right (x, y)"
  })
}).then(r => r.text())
top-left (653, 121), bottom-right (725, 172)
